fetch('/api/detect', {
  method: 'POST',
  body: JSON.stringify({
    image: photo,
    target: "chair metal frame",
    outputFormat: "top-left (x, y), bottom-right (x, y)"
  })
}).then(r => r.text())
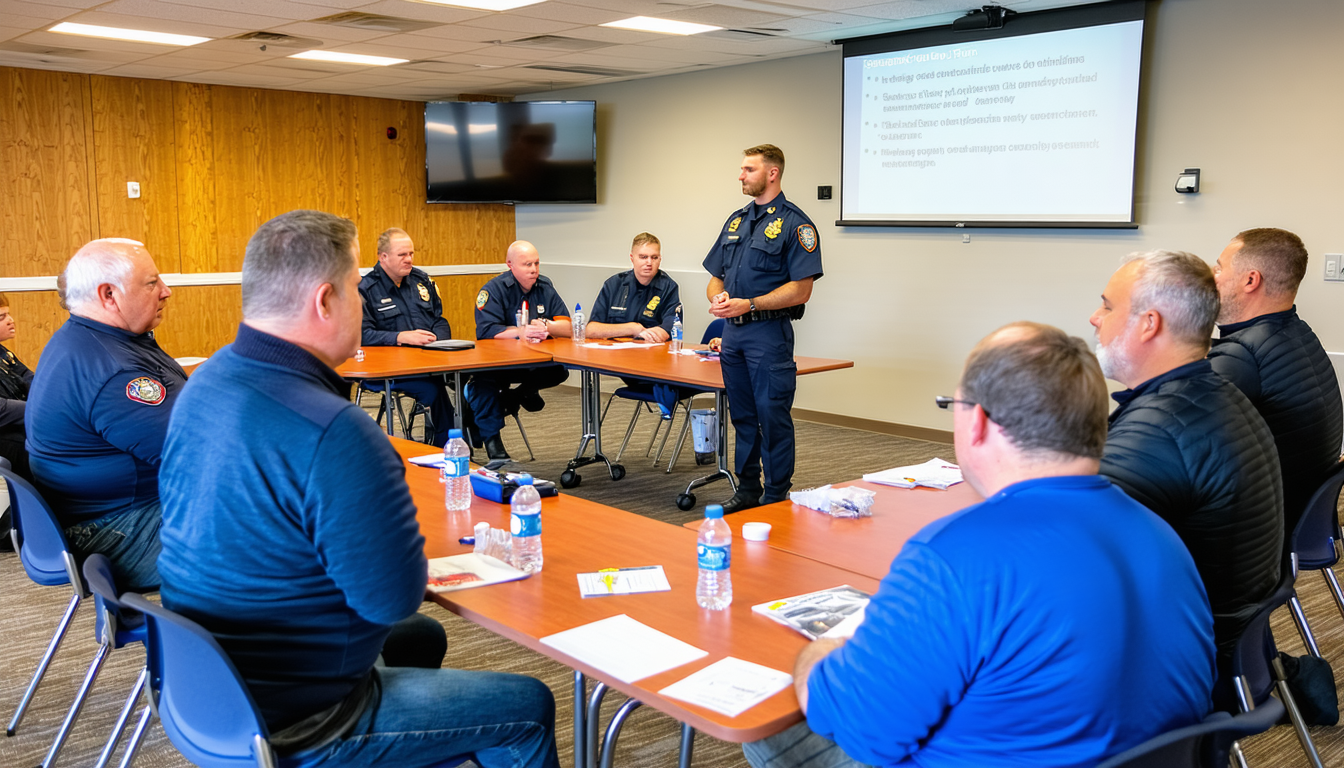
top-left (1095, 696), bottom-right (1284, 768)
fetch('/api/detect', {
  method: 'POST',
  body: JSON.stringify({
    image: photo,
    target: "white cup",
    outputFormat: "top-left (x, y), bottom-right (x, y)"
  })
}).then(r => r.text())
top-left (742, 522), bottom-right (771, 541)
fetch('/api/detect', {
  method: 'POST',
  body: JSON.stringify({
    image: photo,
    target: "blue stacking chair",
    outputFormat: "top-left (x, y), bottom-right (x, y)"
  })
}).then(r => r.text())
top-left (1285, 460), bottom-right (1344, 658)
top-left (1230, 570), bottom-right (1324, 768)
top-left (601, 319), bottom-right (725, 470)
top-left (120, 592), bottom-right (278, 768)
top-left (81, 554), bottom-right (151, 768)
top-left (1, 467), bottom-right (88, 747)
top-left (1095, 696), bottom-right (1283, 768)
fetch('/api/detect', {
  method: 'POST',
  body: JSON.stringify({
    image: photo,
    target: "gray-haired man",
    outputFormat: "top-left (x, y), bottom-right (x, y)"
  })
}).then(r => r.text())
top-left (1091, 249), bottom-right (1282, 704)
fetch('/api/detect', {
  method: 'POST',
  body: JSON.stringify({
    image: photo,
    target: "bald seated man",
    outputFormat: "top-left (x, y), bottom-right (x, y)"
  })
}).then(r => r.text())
top-left (1209, 228), bottom-right (1342, 536)
top-left (27, 238), bottom-right (185, 590)
top-left (468, 240), bottom-right (571, 460)
top-left (744, 322), bottom-right (1214, 768)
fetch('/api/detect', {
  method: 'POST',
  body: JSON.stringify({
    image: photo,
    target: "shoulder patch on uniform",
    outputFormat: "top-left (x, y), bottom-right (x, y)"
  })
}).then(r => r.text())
top-left (797, 224), bottom-right (818, 253)
top-left (417, 282), bottom-right (430, 302)
top-left (476, 290), bottom-right (489, 309)
top-left (126, 376), bottom-right (166, 406)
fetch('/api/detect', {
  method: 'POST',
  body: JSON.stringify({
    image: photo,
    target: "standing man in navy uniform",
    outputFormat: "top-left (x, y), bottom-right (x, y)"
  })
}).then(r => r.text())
top-left (588, 232), bottom-right (684, 414)
top-left (26, 238), bottom-right (184, 590)
top-left (359, 228), bottom-right (454, 446)
top-left (470, 240), bottom-right (571, 460)
top-left (704, 144), bottom-right (823, 513)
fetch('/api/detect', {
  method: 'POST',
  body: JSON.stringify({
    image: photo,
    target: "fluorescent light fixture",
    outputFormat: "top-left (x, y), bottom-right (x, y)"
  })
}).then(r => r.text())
top-left (49, 22), bottom-right (210, 46)
top-left (600, 16), bottom-right (722, 36)
top-left (289, 50), bottom-right (409, 66)
top-left (412, 0), bottom-right (546, 10)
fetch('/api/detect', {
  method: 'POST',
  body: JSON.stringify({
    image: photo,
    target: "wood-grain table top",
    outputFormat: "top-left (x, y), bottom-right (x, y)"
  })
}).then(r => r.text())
top-left (535, 338), bottom-right (853, 389)
top-left (389, 437), bottom-right (881, 743)
top-left (337, 339), bottom-right (553, 379)
top-left (682, 481), bottom-right (982, 581)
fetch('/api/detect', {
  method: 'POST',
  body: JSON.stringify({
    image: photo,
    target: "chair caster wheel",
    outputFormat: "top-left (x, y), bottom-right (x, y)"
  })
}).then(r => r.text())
top-left (677, 493), bottom-right (696, 511)
top-left (610, 464), bottom-right (626, 481)
top-left (560, 470), bottom-right (581, 489)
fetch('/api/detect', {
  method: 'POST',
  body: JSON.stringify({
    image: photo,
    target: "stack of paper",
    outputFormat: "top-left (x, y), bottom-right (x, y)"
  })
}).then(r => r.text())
top-left (426, 553), bottom-right (530, 593)
top-left (541, 615), bottom-right (707, 683)
top-left (752, 586), bottom-right (871, 641)
top-left (862, 458), bottom-right (963, 490)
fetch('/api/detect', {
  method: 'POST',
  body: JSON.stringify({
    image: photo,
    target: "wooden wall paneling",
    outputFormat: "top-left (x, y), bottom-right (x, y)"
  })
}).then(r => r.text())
top-left (352, 96), bottom-right (424, 266)
top-left (90, 75), bottom-right (182, 272)
top-left (432, 274), bottom-right (493, 341)
top-left (4, 291), bottom-right (68, 367)
top-left (0, 67), bottom-right (97, 277)
top-left (151, 283), bottom-right (242, 358)
top-left (173, 82), bottom-right (221, 274)
top-left (425, 202), bottom-right (514, 265)
top-left (209, 85), bottom-right (267, 272)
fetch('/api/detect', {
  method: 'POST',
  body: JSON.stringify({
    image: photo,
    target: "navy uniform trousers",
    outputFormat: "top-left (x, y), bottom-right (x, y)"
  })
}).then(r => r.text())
top-left (720, 316), bottom-right (798, 502)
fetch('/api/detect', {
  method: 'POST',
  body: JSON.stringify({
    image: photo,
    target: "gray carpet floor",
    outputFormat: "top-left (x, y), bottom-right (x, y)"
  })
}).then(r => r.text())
top-left (2, 384), bottom-right (1342, 767)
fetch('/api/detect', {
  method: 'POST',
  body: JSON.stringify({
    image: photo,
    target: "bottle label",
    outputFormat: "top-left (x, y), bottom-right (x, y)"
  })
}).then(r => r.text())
top-left (443, 456), bottom-right (469, 479)
top-left (511, 511), bottom-right (541, 537)
top-left (697, 543), bottom-right (730, 571)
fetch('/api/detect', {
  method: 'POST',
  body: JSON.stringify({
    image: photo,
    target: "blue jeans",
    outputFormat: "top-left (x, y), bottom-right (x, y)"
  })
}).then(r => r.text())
top-left (64, 500), bottom-right (163, 591)
top-left (284, 666), bottom-right (560, 768)
top-left (743, 721), bottom-right (872, 768)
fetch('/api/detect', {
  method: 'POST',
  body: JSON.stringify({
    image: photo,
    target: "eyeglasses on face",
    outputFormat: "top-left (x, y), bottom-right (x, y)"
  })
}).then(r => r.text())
top-left (935, 395), bottom-right (991, 420)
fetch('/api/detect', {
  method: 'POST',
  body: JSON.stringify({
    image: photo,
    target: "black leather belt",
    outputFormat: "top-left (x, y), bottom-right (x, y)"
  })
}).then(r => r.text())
top-left (729, 306), bottom-right (805, 325)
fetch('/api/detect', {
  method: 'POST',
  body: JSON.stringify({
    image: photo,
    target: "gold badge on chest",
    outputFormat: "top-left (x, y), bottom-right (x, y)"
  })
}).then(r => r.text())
top-left (417, 283), bottom-right (430, 302)
top-left (728, 217), bottom-right (742, 233)
top-left (764, 218), bottom-right (783, 240)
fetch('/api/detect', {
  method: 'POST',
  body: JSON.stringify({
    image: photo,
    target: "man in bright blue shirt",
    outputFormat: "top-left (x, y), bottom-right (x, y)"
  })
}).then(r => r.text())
top-left (27, 238), bottom-right (182, 591)
top-left (744, 322), bottom-right (1214, 768)
top-left (158, 210), bottom-right (559, 768)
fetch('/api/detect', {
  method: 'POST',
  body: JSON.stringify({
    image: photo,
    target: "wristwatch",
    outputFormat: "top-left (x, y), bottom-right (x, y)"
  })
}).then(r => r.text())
top-left (748, 299), bottom-right (757, 312)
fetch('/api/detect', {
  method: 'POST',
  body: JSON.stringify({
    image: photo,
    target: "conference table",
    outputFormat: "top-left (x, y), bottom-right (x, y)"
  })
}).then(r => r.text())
top-left (336, 341), bottom-right (553, 436)
top-left (391, 437), bottom-right (882, 768)
top-left (682, 479), bottom-right (981, 580)
top-left (536, 339), bottom-right (854, 509)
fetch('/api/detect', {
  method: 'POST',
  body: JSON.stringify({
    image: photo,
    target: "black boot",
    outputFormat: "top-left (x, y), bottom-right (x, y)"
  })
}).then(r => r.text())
top-left (720, 489), bottom-right (762, 514)
top-left (484, 434), bottom-right (511, 461)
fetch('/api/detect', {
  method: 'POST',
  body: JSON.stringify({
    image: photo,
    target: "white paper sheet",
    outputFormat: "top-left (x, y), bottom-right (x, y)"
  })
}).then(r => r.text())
top-left (660, 657), bottom-right (793, 717)
top-left (581, 341), bottom-right (662, 350)
top-left (577, 566), bottom-right (671, 597)
top-left (540, 614), bottom-right (707, 683)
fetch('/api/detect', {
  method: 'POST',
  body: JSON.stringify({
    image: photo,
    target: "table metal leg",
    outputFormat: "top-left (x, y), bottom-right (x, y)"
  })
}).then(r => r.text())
top-left (585, 681), bottom-right (608, 768)
top-left (572, 672), bottom-right (587, 768)
top-left (597, 698), bottom-right (643, 768)
top-left (452, 372), bottom-right (465, 433)
top-left (676, 390), bottom-right (737, 509)
top-left (678, 723), bottom-right (695, 768)
top-left (383, 379), bottom-right (395, 436)
top-left (563, 370), bottom-right (625, 486)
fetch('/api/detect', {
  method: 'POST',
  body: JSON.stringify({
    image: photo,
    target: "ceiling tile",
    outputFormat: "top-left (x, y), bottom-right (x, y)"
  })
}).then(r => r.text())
top-left (99, 61), bottom-right (207, 77)
top-left (342, 0), bottom-right (490, 24)
top-left (63, 9), bottom-right (253, 38)
top-left (262, 21), bottom-right (389, 42)
top-left (658, 5), bottom-right (797, 28)
top-left (22, 0), bottom-right (116, 9)
top-left (500, 2), bottom-right (626, 25)
top-left (84, 1), bottom-right (283, 31)
top-left (166, 0), bottom-right (331, 22)
top-left (0, 52), bottom-right (120, 71)
top-left (457, 14), bottom-right (583, 34)
top-left (0, 2), bottom-right (71, 21)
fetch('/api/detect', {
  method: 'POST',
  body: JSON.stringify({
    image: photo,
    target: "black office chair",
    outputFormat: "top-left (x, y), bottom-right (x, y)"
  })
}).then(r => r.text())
top-left (1095, 696), bottom-right (1283, 768)
top-left (1229, 570), bottom-right (1324, 768)
top-left (1285, 460), bottom-right (1344, 658)
top-left (355, 381), bottom-right (437, 445)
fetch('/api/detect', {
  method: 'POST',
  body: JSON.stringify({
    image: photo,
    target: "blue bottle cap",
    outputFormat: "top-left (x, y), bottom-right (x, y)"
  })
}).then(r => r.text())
top-left (705, 504), bottom-right (724, 519)
top-left (576, 303), bottom-right (582, 311)
top-left (517, 474), bottom-right (534, 486)
top-left (448, 429), bottom-right (463, 440)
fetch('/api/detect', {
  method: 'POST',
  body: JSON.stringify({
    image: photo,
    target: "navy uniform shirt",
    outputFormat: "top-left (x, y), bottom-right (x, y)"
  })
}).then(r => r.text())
top-left (359, 264), bottom-right (451, 346)
top-left (591, 270), bottom-right (681, 334)
top-left (0, 344), bottom-right (33, 429)
top-left (702, 191), bottom-right (824, 300)
top-left (26, 315), bottom-right (187, 527)
top-left (474, 272), bottom-right (570, 340)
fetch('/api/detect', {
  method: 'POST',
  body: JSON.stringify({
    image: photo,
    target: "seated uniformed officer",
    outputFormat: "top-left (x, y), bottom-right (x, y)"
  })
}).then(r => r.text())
top-left (469, 240), bottom-right (571, 460)
top-left (587, 232), bottom-right (683, 413)
top-left (358, 228), bottom-right (453, 446)
top-left (26, 238), bottom-right (184, 591)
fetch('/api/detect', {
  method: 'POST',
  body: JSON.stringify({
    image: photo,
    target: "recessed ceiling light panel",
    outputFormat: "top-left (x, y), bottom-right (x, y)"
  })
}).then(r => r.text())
top-left (49, 22), bottom-right (210, 46)
top-left (290, 50), bottom-right (409, 66)
top-left (600, 16), bottom-right (723, 35)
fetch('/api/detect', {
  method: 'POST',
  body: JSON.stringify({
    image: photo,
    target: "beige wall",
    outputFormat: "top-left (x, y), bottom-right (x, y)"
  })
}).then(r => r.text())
top-left (516, 0), bottom-right (1344, 432)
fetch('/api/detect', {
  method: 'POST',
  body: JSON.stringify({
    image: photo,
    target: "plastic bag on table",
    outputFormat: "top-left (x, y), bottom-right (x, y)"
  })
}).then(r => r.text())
top-left (789, 485), bottom-right (876, 518)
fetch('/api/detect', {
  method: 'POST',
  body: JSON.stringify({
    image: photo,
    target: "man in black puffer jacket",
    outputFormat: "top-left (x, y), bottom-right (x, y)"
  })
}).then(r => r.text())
top-left (1209, 228), bottom-right (1342, 538)
top-left (1091, 250), bottom-right (1282, 704)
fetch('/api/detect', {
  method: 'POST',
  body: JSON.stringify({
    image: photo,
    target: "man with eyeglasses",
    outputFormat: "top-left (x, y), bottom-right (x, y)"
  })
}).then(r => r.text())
top-left (744, 322), bottom-right (1214, 768)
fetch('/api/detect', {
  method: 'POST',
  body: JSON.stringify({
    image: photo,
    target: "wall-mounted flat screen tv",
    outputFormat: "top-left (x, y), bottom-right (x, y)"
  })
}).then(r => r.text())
top-left (425, 100), bottom-right (596, 204)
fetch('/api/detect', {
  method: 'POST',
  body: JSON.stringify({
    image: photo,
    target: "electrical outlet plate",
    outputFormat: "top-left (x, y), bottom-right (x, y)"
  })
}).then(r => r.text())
top-left (1325, 253), bottom-right (1342, 282)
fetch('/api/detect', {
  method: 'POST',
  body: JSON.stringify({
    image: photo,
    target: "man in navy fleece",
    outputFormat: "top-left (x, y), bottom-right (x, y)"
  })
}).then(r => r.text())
top-left (157, 210), bottom-right (559, 768)
top-left (744, 322), bottom-right (1214, 768)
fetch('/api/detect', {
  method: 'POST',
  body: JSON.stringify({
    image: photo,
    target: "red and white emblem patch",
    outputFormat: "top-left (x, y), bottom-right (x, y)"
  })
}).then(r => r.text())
top-left (126, 376), bottom-right (166, 406)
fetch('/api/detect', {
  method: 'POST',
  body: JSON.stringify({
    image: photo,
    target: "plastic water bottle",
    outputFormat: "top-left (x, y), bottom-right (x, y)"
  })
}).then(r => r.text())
top-left (572, 304), bottom-right (587, 344)
top-left (668, 306), bottom-right (684, 353)
top-left (442, 429), bottom-right (471, 511)
top-left (510, 475), bottom-right (543, 573)
top-left (696, 504), bottom-right (732, 610)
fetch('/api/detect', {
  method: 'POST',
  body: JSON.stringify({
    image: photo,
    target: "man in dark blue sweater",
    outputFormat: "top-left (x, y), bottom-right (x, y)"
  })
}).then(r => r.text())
top-left (1209, 228), bottom-right (1342, 536)
top-left (158, 210), bottom-right (559, 768)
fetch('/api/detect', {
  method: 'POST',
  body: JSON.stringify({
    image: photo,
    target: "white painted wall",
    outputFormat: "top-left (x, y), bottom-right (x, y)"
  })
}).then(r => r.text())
top-left (515, 0), bottom-right (1344, 432)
